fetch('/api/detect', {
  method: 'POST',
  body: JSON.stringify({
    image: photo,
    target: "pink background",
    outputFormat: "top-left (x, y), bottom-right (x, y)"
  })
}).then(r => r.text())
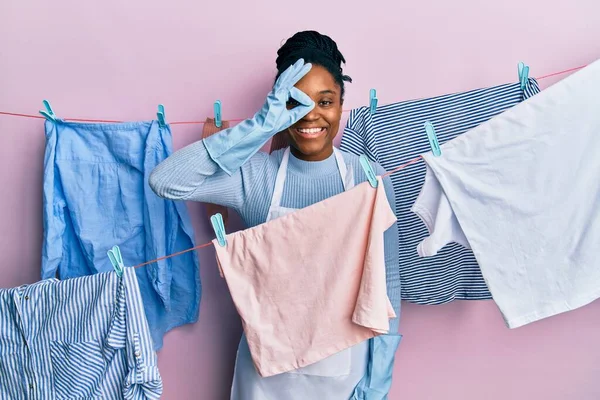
top-left (1, 1), bottom-right (600, 399)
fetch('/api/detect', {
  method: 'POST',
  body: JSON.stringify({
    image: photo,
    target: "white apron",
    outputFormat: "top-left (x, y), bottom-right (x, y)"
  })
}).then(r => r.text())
top-left (230, 147), bottom-right (369, 400)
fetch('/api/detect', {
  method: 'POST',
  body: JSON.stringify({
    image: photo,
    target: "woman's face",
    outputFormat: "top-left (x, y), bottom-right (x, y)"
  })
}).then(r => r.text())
top-left (286, 65), bottom-right (343, 161)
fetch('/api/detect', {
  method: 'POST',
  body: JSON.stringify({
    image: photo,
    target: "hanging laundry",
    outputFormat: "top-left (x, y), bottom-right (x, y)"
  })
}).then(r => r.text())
top-left (340, 79), bottom-right (541, 304)
top-left (413, 59), bottom-right (600, 328)
top-left (0, 267), bottom-right (161, 399)
top-left (42, 119), bottom-right (200, 350)
top-left (201, 117), bottom-right (232, 226)
top-left (213, 176), bottom-right (396, 378)
top-left (229, 147), bottom-right (372, 399)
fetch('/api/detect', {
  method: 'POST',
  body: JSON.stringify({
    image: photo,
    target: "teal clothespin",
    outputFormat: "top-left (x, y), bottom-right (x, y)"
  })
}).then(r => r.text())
top-left (107, 245), bottom-right (125, 277)
top-left (359, 155), bottom-right (378, 188)
top-left (424, 121), bottom-right (441, 157)
top-left (518, 61), bottom-right (529, 90)
top-left (214, 100), bottom-right (222, 128)
top-left (39, 100), bottom-right (57, 121)
top-left (157, 104), bottom-right (167, 128)
top-left (369, 89), bottom-right (378, 115)
top-left (210, 213), bottom-right (227, 247)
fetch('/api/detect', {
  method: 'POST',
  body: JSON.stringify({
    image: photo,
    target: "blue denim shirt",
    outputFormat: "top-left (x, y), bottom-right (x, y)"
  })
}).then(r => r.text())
top-left (42, 119), bottom-right (201, 350)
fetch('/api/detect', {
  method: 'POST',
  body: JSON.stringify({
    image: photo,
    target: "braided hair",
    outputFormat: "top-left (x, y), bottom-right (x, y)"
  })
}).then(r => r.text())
top-left (275, 31), bottom-right (352, 100)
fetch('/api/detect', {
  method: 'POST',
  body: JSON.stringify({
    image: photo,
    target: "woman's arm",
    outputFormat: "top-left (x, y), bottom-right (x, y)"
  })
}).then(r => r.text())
top-left (149, 139), bottom-right (269, 211)
top-left (149, 59), bottom-right (314, 211)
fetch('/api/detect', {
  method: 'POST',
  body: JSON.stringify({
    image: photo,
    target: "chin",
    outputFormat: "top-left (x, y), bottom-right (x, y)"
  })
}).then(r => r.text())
top-left (295, 143), bottom-right (326, 156)
top-left (290, 140), bottom-right (333, 161)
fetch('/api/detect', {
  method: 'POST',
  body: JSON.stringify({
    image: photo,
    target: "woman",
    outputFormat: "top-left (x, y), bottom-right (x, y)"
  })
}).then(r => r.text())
top-left (150, 30), bottom-right (401, 400)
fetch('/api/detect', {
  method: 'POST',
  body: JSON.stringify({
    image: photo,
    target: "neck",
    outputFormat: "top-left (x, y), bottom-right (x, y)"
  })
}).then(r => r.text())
top-left (290, 145), bottom-right (334, 162)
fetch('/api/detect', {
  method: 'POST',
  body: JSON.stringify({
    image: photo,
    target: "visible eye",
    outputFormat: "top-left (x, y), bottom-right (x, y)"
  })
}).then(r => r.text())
top-left (319, 101), bottom-right (333, 107)
top-left (286, 99), bottom-right (301, 108)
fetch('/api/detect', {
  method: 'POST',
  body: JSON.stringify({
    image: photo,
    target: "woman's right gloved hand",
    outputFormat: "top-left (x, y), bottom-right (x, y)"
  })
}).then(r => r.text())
top-left (203, 59), bottom-right (314, 175)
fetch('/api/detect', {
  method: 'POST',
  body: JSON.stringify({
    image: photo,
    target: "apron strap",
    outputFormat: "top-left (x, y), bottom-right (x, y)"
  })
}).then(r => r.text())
top-left (333, 147), bottom-right (354, 191)
top-left (268, 147), bottom-right (291, 211)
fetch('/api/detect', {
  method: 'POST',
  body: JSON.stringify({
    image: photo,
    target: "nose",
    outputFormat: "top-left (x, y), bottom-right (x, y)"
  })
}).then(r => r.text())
top-left (301, 106), bottom-right (320, 122)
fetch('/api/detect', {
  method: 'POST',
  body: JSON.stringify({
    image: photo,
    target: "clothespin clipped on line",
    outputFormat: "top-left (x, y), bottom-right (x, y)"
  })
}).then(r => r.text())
top-left (424, 121), bottom-right (441, 157)
top-left (157, 104), bottom-right (167, 128)
top-left (210, 213), bottom-right (227, 247)
top-left (107, 245), bottom-right (125, 277)
top-left (214, 100), bottom-right (222, 128)
top-left (369, 89), bottom-right (378, 115)
top-left (359, 155), bottom-right (378, 188)
top-left (518, 61), bottom-right (530, 90)
top-left (39, 100), bottom-right (57, 121)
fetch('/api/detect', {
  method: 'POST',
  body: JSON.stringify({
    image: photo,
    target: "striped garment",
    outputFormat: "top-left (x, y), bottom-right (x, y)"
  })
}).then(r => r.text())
top-left (0, 267), bottom-right (161, 400)
top-left (340, 79), bottom-right (540, 304)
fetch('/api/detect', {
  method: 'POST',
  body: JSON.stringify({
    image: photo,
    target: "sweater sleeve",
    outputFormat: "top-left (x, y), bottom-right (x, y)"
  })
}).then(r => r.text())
top-left (375, 164), bottom-right (401, 333)
top-left (148, 134), bottom-right (270, 213)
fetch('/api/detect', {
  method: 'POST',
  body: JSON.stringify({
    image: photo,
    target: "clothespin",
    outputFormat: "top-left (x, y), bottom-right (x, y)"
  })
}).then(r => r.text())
top-left (359, 155), bottom-right (378, 188)
top-left (369, 89), bottom-right (378, 115)
top-left (518, 61), bottom-right (530, 90)
top-left (107, 245), bottom-right (125, 277)
top-left (210, 213), bottom-right (227, 247)
top-left (39, 100), bottom-right (57, 121)
top-left (157, 104), bottom-right (167, 128)
top-left (213, 100), bottom-right (222, 128)
top-left (424, 121), bottom-right (441, 157)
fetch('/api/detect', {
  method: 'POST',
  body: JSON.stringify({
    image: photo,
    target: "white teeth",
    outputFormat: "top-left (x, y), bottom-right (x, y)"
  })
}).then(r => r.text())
top-left (298, 128), bottom-right (324, 134)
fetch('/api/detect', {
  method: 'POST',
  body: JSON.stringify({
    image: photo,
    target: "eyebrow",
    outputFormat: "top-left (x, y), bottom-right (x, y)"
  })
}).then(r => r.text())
top-left (319, 90), bottom-right (337, 95)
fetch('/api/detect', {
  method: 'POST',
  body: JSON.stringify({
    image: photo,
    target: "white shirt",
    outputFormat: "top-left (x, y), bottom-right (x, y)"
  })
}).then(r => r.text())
top-left (412, 59), bottom-right (600, 328)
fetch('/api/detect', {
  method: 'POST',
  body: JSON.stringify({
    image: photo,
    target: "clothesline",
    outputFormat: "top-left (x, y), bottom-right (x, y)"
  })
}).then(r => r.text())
top-left (132, 156), bottom-right (424, 268)
top-left (2, 62), bottom-right (588, 270)
top-left (0, 64), bottom-right (587, 125)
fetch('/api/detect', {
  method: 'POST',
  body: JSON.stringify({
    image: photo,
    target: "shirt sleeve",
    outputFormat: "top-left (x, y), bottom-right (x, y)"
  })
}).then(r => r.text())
top-left (350, 334), bottom-right (403, 400)
top-left (122, 267), bottom-right (163, 400)
top-left (340, 106), bottom-right (374, 159)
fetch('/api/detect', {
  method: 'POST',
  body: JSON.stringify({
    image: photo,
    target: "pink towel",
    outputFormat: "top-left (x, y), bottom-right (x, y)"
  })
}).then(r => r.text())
top-left (213, 176), bottom-right (397, 377)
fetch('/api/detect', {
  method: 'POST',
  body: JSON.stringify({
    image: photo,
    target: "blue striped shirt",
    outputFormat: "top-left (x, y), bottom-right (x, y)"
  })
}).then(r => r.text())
top-left (340, 79), bottom-right (540, 304)
top-left (0, 267), bottom-right (161, 399)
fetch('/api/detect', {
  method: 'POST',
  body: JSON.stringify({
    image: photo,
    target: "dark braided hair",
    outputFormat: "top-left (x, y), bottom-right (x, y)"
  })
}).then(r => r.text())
top-left (275, 31), bottom-right (352, 100)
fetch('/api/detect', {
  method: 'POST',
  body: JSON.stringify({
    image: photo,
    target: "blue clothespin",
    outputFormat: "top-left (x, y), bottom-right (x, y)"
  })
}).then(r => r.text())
top-left (369, 89), bottom-right (378, 115)
top-left (214, 100), bottom-right (222, 128)
top-left (518, 61), bottom-right (529, 90)
top-left (39, 100), bottom-right (57, 121)
top-left (424, 121), bottom-right (441, 157)
top-left (210, 213), bottom-right (227, 247)
top-left (107, 245), bottom-right (125, 277)
top-left (359, 155), bottom-right (378, 188)
top-left (157, 104), bottom-right (167, 128)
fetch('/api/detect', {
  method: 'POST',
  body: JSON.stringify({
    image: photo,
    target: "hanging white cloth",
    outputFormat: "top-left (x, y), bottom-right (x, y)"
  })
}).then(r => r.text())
top-left (412, 59), bottom-right (600, 329)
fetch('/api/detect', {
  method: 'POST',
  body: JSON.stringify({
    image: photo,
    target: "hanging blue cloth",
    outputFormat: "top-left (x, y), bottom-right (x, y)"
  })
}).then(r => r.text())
top-left (42, 119), bottom-right (201, 350)
top-left (351, 334), bottom-right (402, 399)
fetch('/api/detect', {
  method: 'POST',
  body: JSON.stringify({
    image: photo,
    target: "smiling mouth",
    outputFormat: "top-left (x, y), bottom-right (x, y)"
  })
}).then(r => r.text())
top-left (293, 127), bottom-right (327, 139)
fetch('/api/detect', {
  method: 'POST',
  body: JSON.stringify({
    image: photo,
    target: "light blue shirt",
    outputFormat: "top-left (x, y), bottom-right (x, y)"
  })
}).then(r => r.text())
top-left (0, 267), bottom-right (161, 399)
top-left (42, 119), bottom-right (201, 350)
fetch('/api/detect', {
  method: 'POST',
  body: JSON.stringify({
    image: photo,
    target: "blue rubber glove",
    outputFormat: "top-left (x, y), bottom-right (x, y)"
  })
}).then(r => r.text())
top-left (203, 59), bottom-right (314, 175)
